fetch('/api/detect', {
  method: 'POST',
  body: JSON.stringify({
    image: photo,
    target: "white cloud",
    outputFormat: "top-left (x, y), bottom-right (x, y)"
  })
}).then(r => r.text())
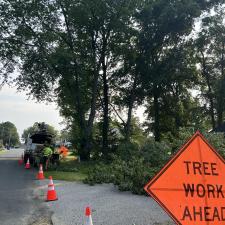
top-left (0, 86), bottom-right (63, 137)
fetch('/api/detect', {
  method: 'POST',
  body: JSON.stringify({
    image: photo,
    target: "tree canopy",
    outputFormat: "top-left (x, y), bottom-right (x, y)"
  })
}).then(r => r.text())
top-left (0, 0), bottom-right (225, 160)
top-left (0, 121), bottom-right (20, 146)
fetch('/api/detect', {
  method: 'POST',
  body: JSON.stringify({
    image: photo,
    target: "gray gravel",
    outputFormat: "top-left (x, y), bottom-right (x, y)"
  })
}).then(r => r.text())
top-left (36, 180), bottom-right (174, 225)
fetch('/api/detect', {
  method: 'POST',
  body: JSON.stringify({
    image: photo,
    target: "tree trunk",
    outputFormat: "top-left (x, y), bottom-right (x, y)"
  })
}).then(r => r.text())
top-left (100, 29), bottom-right (110, 156)
top-left (79, 137), bottom-right (90, 161)
top-left (83, 32), bottom-right (101, 159)
top-left (74, 75), bottom-right (89, 161)
top-left (125, 73), bottom-right (138, 141)
top-left (59, 4), bottom-right (90, 160)
top-left (217, 99), bottom-right (223, 128)
top-left (102, 59), bottom-right (109, 155)
top-left (201, 51), bottom-right (216, 129)
top-left (217, 42), bottom-right (225, 127)
top-left (153, 84), bottom-right (160, 141)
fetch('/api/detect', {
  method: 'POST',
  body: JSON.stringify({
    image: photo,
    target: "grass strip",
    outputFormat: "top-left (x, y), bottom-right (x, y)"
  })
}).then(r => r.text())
top-left (44, 157), bottom-right (95, 182)
top-left (44, 171), bottom-right (87, 181)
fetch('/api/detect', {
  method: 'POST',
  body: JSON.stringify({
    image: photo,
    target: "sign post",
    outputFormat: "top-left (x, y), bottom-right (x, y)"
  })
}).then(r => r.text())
top-left (144, 131), bottom-right (225, 225)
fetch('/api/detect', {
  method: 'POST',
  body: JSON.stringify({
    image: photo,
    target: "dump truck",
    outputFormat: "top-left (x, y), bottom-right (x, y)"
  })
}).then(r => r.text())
top-left (24, 123), bottom-right (60, 168)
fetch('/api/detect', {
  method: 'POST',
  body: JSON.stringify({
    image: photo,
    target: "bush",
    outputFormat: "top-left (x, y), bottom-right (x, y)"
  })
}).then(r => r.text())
top-left (111, 156), bottom-right (161, 194)
top-left (0, 141), bottom-right (4, 150)
top-left (84, 162), bottom-right (113, 185)
top-left (162, 128), bottom-right (194, 153)
top-left (116, 141), bottom-right (140, 160)
top-left (203, 132), bottom-right (225, 158)
top-left (84, 138), bottom-right (171, 195)
top-left (85, 156), bottom-right (161, 195)
top-left (85, 129), bottom-right (225, 195)
top-left (141, 139), bottom-right (171, 167)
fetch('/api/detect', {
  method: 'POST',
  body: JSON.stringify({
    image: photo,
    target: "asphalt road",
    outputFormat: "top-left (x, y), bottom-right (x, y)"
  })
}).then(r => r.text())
top-left (0, 149), bottom-right (52, 225)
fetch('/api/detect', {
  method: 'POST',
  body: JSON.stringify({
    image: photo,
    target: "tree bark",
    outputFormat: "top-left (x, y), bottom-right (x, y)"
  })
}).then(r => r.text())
top-left (59, 3), bottom-right (99, 160)
top-left (82, 32), bottom-right (101, 159)
top-left (124, 73), bottom-right (138, 141)
top-left (153, 84), bottom-right (160, 141)
top-left (217, 42), bottom-right (225, 127)
top-left (100, 28), bottom-right (110, 156)
top-left (102, 58), bottom-right (109, 155)
top-left (200, 51), bottom-right (216, 129)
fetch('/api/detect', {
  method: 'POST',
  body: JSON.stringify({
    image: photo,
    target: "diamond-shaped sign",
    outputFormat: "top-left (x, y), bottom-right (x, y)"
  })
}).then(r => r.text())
top-left (144, 131), bottom-right (225, 225)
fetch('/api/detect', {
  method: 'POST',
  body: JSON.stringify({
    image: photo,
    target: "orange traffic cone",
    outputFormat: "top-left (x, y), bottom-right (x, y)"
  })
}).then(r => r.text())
top-left (85, 206), bottom-right (93, 225)
top-left (18, 154), bottom-right (23, 165)
top-left (25, 158), bottom-right (30, 169)
top-left (48, 176), bottom-right (54, 187)
top-left (37, 164), bottom-right (45, 180)
top-left (46, 176), bottom-right (58, 201)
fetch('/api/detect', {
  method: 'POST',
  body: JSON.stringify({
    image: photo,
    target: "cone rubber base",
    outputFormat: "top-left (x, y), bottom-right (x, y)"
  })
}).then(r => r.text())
top-left (46, 198), bottom-right (58, 202)
top-left (46, 190), bottom-right (58, 201)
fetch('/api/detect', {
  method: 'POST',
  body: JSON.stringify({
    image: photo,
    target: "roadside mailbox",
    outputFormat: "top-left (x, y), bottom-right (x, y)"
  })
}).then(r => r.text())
top-left (144, 131), bottom-right (225, 225)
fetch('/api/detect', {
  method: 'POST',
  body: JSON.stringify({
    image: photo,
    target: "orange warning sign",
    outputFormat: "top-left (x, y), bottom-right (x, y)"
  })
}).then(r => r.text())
top-left (144, 131), bottom-right (225, 225)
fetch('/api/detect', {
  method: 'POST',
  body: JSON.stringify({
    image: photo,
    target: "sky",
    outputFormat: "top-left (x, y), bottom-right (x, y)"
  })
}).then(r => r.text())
top-left (0, 84), bottom-right (147, 139)
top-left (0, 85), bottom-right (63, 137)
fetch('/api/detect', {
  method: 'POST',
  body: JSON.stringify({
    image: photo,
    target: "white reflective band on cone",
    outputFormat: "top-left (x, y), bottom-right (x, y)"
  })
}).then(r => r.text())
top-left (49, 185), bottom-right (55, 191)
top-left (49, 179), bottom-right (53, 186)
top-left (85, 216), bottom-right (93, 225)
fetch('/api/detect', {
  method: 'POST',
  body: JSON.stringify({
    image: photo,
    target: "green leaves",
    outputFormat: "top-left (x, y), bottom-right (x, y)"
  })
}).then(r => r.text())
top-left (0, 121), bottom-right (20, 146)
top-left (1, 0), bottom-right (224, 157)
top-left (194, 6), bottom-right (225, 129)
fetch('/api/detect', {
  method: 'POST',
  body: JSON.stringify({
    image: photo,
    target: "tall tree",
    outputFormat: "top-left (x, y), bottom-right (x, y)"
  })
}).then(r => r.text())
top-left (195, 6), bottom-right (225, 129)
top-left (0, 0), bottom-right (139, 159)
top-left (0, 0), bottom-right (101, 159)
top-left (0, 122), bottom-right (20, 146)
top-left (136, 0), bottom-right (222, 141)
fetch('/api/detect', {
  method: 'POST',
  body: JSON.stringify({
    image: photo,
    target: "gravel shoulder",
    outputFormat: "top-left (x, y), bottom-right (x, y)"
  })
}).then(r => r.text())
top-left (36, 180), bottom-right (174, 225)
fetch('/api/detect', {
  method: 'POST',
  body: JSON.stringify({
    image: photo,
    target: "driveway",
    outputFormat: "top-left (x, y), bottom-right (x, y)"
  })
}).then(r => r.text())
top-left (37, 180), bottom-right (174, 225)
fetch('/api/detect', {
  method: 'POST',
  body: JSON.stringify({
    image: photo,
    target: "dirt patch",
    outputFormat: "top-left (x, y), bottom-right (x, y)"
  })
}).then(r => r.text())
top-left (30, 216), bottom-right (53, 225)
top-left (27, 207), bottom-right (53, 225)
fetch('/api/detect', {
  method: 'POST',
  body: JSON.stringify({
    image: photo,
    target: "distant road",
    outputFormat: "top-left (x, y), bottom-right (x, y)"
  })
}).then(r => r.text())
top-left (0, 149), bottom-right (52, 225)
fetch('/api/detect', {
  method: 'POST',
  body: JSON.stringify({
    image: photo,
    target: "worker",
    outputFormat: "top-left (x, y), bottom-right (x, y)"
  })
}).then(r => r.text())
top-left (59, 145), bottom-right (69, 158)
top-left (42, 143), bottom-right (53, 170)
